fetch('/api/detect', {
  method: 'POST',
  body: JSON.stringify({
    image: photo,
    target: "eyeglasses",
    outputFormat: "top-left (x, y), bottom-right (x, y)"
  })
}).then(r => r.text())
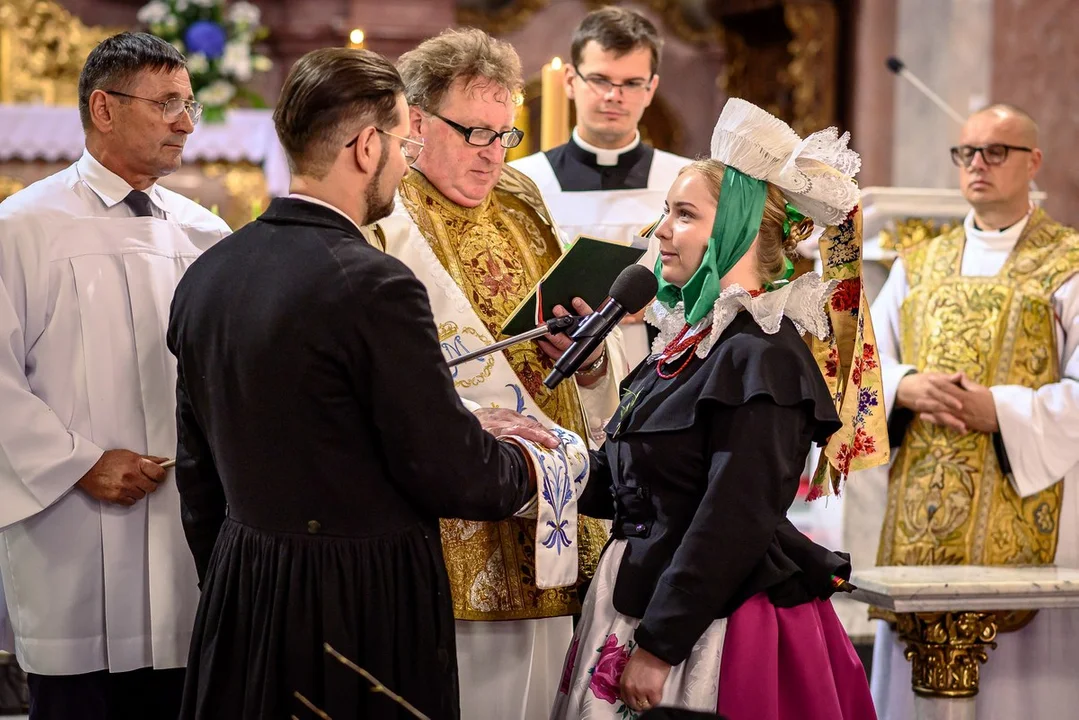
top-left (345, 128), bottom-right (425, 165)
top-left (431, 113), bottom-right (523, 149)
top-left (572, 67), bottom-right (653, 96)
top-left (105, 90), bottom-right (202, 125)
top-left (949, 144), bottom-right (1032, 168)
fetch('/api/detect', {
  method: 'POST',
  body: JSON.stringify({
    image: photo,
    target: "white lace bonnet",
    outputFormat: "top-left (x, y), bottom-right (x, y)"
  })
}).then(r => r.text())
top-left (710, 98), bottom-right (862, 226)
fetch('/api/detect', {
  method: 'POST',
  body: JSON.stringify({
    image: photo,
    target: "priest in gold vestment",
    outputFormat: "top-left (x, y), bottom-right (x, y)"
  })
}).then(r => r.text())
top-left (376, 30), bottom-right (627, 720)
top-left (869, 105), bottom-right (1079, 719)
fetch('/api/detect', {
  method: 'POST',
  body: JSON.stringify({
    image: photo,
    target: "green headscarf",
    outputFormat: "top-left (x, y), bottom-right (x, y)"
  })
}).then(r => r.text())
top-left (654, 166), bottom-right (768, 324)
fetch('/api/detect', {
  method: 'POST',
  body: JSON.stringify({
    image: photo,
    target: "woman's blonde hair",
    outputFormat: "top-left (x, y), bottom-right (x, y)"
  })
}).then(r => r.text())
top-left (678, 159), bottom-right (811, 283)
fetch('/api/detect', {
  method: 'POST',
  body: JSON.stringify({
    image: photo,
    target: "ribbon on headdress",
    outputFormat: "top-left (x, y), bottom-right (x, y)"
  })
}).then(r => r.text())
top-left (804, 206), bottom-right (890, 498)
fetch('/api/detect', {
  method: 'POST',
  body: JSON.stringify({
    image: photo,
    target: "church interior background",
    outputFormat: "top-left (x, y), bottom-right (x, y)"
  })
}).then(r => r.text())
top-left (1, 0), bottom-right (1077, 698)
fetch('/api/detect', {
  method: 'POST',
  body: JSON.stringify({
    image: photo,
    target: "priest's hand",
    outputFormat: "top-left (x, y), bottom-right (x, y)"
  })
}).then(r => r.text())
top-left (620, 647), bottom-right (670, 713)
top-left (949, 374), bottom-right (1000, 433)
top-left (897, 371), bottom-right (968, 433)
top-left (536, 298), bottom-right (607, 387)
top-left (474, 408), bottom-right (560, 449)
top-left (76, 450), bottom-right (169, 507)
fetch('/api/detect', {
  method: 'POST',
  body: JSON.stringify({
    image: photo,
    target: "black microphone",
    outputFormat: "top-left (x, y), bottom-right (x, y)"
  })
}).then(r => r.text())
top-left (543, 265), bottom-right (659, 389)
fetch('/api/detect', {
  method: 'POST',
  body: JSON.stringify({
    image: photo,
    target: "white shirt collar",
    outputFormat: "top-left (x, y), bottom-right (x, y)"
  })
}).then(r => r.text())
top-left (288, 193), bottom-right (363, 233)
top-left (76, 149), bottom-right (166, 215)
top-left (963, 206), bottom-right (1032, 252)
top-left (572, 127), bottom-right (641, 167)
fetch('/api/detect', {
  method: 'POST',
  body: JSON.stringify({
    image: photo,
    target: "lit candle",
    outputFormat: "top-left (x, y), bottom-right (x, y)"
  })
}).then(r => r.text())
top-left (348, 29), bottom-right (365, 49)
top-left (540, 57), bottom-right (569, 151)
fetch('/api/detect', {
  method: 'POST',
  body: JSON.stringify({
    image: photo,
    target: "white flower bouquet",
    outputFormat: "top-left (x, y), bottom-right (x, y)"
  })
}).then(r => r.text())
top-left (137, 0), bottom-right (272, 122)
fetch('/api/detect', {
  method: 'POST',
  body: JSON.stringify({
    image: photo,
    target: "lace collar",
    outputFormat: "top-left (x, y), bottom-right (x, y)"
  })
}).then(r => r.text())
top-left (645, 272), bottom-right (836, 362)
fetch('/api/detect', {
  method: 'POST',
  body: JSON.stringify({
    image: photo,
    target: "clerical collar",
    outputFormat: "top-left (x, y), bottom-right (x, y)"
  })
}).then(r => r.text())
top-left (288, 193), bottom-right (363, 232)
top-left (964, 207), bottom-right (1031, 251)
top-left (572, 128), bottom-right (641, 167)
top-left (77, 149), bottom-right (166, 216)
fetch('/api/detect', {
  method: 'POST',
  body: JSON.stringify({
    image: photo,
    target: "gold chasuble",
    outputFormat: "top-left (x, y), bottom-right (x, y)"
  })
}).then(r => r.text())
top-left (878, 209), bottom-right (1079, 574)
top-left (399, 167), bottom-right (606, 621)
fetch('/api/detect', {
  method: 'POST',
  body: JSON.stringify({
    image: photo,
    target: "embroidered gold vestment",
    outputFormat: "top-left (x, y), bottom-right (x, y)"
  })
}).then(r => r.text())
top-left (399, 167), bottom-right (607, 621)
top-left (878, 209), bottom-right (1079, 570)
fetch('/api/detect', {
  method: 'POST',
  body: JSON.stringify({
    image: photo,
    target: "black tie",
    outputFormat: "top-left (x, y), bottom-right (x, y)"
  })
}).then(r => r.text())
top-left (122, 190), bottom-right (155, 217)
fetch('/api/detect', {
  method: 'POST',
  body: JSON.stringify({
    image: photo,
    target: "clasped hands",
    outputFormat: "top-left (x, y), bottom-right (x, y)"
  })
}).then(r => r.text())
top-left (896, 371), bottom-right (999, 434)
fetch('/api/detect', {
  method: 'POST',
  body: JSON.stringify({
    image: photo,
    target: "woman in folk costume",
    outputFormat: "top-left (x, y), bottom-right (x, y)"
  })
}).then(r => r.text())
top-left (550, 98), bottom-right (887, 720)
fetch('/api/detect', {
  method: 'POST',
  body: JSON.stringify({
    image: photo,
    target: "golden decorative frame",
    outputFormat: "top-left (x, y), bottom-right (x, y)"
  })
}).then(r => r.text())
top-left (0, 0), bottom-right (117, 105)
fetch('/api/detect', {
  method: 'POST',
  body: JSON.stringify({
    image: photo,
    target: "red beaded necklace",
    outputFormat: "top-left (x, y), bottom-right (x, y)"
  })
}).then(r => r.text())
top-left (655, 287), bottom-right (767, 379)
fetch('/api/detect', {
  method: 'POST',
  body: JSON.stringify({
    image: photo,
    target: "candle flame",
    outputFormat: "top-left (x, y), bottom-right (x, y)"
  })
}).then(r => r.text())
top-left (550, 57), bottom-right (563, 70)
top-left (349, 29), bottom-right (365, 45)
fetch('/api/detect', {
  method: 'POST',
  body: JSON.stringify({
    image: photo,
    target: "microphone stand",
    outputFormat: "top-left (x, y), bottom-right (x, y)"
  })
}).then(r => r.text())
top-left (445, 315), bottom-right (579, 368)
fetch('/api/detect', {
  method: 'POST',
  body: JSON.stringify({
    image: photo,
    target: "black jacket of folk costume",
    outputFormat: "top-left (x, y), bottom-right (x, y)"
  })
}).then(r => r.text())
top-left (578, 311), bottom-right (850, 666)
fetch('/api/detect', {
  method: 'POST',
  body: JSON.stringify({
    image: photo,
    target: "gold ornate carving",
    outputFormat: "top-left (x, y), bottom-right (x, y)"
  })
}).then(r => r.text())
top-left (456, 0), bottom-right (552, 36)
top-left (202, 161), bottom-right (269, 230)
top-left (784, 1), bottom-right (838, 135)
top-left (0, 0), bottom-right (117, 105)
top-left (879, 218), bottom-right (960, 253)
top-left (871, 607), bottom-right (1037, 635)
top-left (0, 175), bottom-right (25, 202)
top-left (896, 611), bottom-right (998, 697)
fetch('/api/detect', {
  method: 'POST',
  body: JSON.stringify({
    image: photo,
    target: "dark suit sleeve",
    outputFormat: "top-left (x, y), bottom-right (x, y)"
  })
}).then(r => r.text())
top-left (577, 447), bottom-right (616, 519)
top-left (356, 264), bottom-right (532, 520)
top-left (173, 362), bottom-right (226, 585)
top-left (633, 397), bottom-right (808, 666)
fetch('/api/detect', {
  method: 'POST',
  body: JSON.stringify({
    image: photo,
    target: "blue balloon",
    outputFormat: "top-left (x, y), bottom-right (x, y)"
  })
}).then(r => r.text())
top-left (184, 20), bottom-right (227, 59)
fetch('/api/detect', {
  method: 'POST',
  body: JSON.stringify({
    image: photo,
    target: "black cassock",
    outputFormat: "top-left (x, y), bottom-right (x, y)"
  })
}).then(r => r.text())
top-left (167, 198), bottom-right (533, 720)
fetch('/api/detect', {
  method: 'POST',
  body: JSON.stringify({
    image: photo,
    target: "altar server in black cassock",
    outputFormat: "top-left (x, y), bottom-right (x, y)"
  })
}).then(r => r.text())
top-left (512, 7), bottom-right (691, 364)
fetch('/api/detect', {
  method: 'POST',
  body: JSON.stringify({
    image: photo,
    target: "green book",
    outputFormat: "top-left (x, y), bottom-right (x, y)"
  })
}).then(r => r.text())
top-left (500, 235), bottom-right (650, 337)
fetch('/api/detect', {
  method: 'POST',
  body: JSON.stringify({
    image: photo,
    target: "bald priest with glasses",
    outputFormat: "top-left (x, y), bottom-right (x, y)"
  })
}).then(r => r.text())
top-left (868, 103), bottom-right (1079, 719)
top-left (0, 32), bottom-right (228, 720)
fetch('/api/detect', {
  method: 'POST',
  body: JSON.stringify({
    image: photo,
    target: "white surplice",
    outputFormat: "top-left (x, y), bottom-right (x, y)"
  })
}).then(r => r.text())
top-left (869, 211), bottom-right (1079, 720)
top-left (511, 130), bottom-right (690, 366)
top-left (0, 151), bottom-right (229, 674)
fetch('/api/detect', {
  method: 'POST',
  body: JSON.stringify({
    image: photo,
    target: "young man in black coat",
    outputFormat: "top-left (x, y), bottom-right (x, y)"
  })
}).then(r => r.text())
top-left (168, 48), bottom-right (551, 720)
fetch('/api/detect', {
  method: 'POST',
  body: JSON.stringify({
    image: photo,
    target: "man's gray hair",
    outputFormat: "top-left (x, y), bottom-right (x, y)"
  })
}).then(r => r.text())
top-left (397, 28), bottom-right (523, 112)
top-left (78, 32), bottom-right (187, 130)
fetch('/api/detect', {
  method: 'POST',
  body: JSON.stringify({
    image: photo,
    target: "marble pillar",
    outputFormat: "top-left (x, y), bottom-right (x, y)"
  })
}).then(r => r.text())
top-left (891, 0), bottom-right (993, 190)
top-left (991, 0), bottom-right (1079, 227)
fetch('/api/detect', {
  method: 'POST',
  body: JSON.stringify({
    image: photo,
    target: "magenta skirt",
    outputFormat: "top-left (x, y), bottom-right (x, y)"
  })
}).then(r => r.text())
top-left (717, 593), bottom-right (877, 720)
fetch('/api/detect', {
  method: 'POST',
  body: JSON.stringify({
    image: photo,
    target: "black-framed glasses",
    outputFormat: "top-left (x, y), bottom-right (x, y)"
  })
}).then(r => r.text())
top-left (571, 66), bottom-right (654, 96)
top-left (105, 90), bottom-right (202, 125)
top-left (432, 113), bottom-right (523, 149)
top-left (345, 128), bottom-right (426, 165)
top-left (950, 144), bottom-right (1032, 168)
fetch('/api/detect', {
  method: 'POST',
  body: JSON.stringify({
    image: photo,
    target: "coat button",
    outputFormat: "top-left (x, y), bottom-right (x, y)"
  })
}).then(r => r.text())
top-left (635, 523), bottom-right (646, 533)
top-left (307, 520), bottom-right (321, 534)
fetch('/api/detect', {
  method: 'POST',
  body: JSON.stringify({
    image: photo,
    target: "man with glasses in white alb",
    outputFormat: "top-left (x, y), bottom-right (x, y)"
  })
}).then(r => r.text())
top-left (0, 31), bottom-right (228, 720)
top-left (869, 103), bottom-right (1079, 720)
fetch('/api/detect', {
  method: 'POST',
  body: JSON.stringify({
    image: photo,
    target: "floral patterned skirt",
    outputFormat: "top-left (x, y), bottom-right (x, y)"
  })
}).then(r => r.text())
top-left (550, 540), bottom-right (878, 720)
top-left (550, 540), bottom-right (727, 719)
